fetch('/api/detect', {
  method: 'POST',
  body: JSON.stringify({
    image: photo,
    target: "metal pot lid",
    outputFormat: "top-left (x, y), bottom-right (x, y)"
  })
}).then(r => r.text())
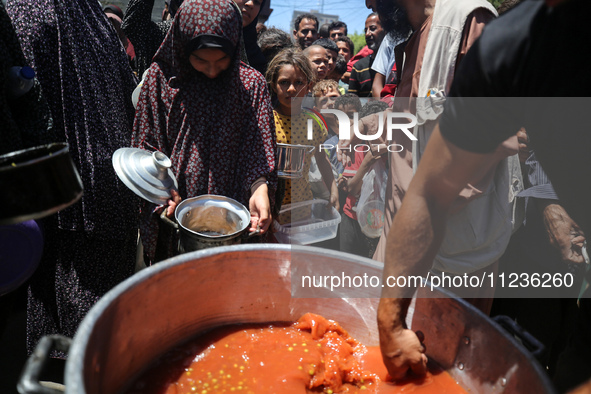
top-left (112, 148), bottom-right (178, 205)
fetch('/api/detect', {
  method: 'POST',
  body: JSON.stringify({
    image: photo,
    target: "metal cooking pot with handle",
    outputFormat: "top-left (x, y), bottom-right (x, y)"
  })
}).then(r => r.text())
top-left (276, 143), bottom-right (315, 179)
top-left (160, 194), bottom-right (259, 252)
top-left (19, 245), bottom-right (555, 393)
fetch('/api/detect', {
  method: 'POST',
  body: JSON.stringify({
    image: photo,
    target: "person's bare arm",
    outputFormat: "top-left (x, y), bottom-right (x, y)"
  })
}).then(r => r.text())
top-left (540, 201), bottom-right (585, 264)
top-left (372, 72), bottom-right (385, 98)
top-left (341, 71), bottom-right (351, 84)
top-left (343, 147), bottom-right (387, 196)
top-left (378, 124), bottom-right (498, 380)
top-left (315, 150), bottom-right (340, 212)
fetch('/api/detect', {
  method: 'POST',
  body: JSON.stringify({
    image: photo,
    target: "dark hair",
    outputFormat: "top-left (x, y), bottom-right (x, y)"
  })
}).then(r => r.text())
top-left (376, 0), bottom-right (413, 42)
top-left (319, 23), bottom-right (331, 39)
top-left (294, 13), bottom-right (319, 31)
top-left (359, 100), bottom-right (389, 118)
top-left (258, 27), bottom-right (295, 64)
top-left (333, 54), bottom-right (347, 75)
top-left (311, 38), bottom-right (338, 54)
top-left (335, 36), bottom-right (354, 56)
top-left (256, 22), bottom-right (267, 37)
top-left (168, 0), bottom-right (184, 18)
top-left (335, 93), bottom-right (362, 113)
top-left (328, 21), bottom-right (348, 36)
top-left (103, 4), bottom-right (123, 19)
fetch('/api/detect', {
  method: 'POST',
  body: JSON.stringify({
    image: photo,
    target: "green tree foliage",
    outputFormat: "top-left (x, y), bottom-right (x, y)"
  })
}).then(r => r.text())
top-left (348, 32), bottom-right (367, 56)
top-left (489, 0), bottom-right (504, 9)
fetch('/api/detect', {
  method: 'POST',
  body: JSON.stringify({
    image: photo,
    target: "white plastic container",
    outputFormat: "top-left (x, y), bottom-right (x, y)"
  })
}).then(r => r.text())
top-left (273, 199), bottom-right (341, 245)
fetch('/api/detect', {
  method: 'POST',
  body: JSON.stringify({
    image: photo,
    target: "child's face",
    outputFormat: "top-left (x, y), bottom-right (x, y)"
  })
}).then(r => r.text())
top-left (337, 41), bottom-right (352, 62)
top-left (315, 87), bottom-right (340, 110)
top-left (336, 103), bottom-right (358, 119)
top-left (306, 47), bottom-right (329, 80)
top-left (273, 65), bottom-right (310, 114)
top-left (326, 49), bottom-right (338, 76)
top-left (189, 48), bottom-right (231, 79)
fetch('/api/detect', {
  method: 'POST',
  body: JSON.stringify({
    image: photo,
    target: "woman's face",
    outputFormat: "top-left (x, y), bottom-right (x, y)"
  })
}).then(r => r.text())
top-left (233, 0), bottom-right (262, 27)
top-left (189, 48), bottom-right (231, 79)
top-left (273, 65), bottom-right (310, 115)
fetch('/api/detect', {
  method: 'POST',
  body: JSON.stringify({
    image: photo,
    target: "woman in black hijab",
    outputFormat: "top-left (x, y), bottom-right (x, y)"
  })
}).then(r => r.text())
top-left (234, 0), bottom-right (267, 74)
top-left (124, 0), bottom-right (267, 76)
top-left (122, 0), bottom-right (184, 76)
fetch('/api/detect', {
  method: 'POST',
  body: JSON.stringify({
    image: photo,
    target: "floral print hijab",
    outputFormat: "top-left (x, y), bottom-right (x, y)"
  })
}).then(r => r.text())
top-left (132, 0), bottom-right (277, 261)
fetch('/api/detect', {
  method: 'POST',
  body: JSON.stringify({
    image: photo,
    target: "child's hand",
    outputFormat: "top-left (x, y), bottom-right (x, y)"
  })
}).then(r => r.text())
top-left (337, 139), bottom-right (353, 167)
top-left (337, 175), bottom-right (349, 193)
top-left (329, 181), bottom-right (340, 212)
top-left (249, 182), bottom-right (271, 234)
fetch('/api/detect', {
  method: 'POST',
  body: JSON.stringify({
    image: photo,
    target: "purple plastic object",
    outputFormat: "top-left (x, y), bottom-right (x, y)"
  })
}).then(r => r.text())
top-left (0, 220), bottom-right (44, 295)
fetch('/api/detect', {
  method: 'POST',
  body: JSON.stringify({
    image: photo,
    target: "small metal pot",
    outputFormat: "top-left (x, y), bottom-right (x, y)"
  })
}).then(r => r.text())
top-left (276, 143), bottom-right (315, 179)
top-left (160, 194), bottom-right (257, 252)
top-left (0, 143), bottom-right (83, 225)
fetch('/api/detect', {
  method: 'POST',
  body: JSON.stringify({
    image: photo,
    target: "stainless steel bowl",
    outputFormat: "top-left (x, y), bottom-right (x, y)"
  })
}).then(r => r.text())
top-left (160, 194), bottom-right (254, 252)
top-left (276, 143), bottom-right (315, 179)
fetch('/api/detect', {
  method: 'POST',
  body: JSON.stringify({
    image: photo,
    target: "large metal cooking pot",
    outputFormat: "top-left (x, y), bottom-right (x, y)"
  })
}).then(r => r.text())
top-left (20, 245), bottom-right (554, 393)
top-left (160, 194), bottom-right (257, 252)
top-left (277, 143), bottom-right (315, 179)
top-left (0, 143), bottom-right (83, 225)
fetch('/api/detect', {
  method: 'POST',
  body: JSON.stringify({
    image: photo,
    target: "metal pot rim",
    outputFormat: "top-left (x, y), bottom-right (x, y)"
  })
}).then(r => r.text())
top-left (0, 143), bottom-right (69, 172)
top-left (64, 244), bottom-right (555, 393)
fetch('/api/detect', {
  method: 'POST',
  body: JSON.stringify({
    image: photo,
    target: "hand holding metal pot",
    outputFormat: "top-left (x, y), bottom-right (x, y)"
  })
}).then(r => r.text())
top-left (378, 298), bottom-right (428, 381)
top-left (162, 189), bottom-right (182, 218)
top-left (112, 148), bottom-right (270, 253)
top-left (162, 184), bottom-right (271, 235)
top-left (249, 179), bottom-right (271, 234)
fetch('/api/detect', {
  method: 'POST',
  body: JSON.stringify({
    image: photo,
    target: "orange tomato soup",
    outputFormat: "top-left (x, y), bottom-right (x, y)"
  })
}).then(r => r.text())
top-left (123, 313), bottom-right (465, 394)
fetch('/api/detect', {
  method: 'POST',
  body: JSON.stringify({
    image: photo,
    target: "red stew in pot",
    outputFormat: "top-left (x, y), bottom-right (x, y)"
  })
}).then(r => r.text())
top-left (122, 313), bottom-right (466, 394)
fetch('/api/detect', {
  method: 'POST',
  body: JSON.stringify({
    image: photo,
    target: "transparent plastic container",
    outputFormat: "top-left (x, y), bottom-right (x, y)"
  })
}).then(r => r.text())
top-left (273, 199), bottom-right (341, 245)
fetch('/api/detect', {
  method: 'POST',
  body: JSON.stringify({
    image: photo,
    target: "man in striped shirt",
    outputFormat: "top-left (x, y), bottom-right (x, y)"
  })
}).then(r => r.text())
top-left (348, 13), bottom-right (385, 97)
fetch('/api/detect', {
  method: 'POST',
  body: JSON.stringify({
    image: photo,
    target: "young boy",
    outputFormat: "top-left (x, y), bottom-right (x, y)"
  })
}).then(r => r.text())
top-left (311, 80), bottom-right (344, 179)
top-left (337, 99), bottom-right (388, 258)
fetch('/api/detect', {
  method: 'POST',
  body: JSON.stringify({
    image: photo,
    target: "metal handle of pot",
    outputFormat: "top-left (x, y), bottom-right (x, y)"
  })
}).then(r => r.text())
top-left (160, 209), bottom-right (179, 230)
top-left (17, 335), bottom-right (71, 394)
top-left (244, 225), bottom-right (261, 239)
top-left (493, 315), bottom-right (546, 361)
top-left (305, 145), bottom-right (316, 153)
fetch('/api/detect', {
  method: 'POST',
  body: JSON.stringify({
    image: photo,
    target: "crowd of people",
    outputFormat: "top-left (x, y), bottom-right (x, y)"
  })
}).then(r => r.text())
top-left (1, 0), bottom-right (590, 392)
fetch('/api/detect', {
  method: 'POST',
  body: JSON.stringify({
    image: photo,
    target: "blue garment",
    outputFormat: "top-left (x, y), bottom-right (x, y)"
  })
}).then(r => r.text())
top-left (518, 151), bottom-right (558, 200)
top-left (323, 132), bottom-right (344, 178)
top-left (371, 33), bottom-right (396, 78)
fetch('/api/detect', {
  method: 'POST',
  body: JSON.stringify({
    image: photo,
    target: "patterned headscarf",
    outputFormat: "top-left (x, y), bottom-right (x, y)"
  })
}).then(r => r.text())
top-left (132, 0), bottom-right (277, 261)
top-left (152, 0), bottom-right (241, 82)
